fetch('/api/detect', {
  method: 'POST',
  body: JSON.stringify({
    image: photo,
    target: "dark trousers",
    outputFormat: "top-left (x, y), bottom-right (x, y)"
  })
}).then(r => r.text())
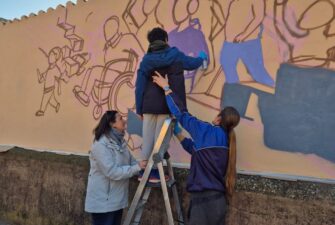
top-left (188, 191), bottom-right (227, 225)
top-left (91, 209), bottom-right (123, 225)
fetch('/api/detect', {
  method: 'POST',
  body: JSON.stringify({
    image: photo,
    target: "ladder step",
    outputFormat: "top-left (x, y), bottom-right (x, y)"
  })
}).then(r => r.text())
top-left (145, 179), bottom-right (176, 188)
top-left (135, 202), bottom-right (146, 211)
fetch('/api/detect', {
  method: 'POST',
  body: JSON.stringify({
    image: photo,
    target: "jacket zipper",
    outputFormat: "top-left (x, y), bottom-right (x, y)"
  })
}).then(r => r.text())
top-left (107, 181), bottom-right (110, 200)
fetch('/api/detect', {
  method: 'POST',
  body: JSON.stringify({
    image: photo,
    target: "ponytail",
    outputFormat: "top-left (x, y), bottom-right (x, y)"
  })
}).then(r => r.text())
top-left (219, 106), bottom-right (240, 201)
top-left (225, 129), bottom-right (237, 200)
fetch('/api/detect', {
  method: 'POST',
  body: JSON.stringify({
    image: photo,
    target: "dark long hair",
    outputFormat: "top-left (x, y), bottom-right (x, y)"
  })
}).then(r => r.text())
top-left (93, 110), bottom-right (118, 141)
top-left (219, 107), bottom-right (240, 199)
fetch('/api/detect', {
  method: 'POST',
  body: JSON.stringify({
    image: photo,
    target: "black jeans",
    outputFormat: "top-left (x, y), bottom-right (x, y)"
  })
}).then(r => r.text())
top-left (91, 209), bottom-right (123, 225)
top-left (188, 191), bottom-right (227, 225)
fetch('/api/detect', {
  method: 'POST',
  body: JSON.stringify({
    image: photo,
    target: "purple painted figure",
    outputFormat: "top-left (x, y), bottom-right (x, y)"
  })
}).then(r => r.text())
top-left (168, 18), bottom-right (210, 93)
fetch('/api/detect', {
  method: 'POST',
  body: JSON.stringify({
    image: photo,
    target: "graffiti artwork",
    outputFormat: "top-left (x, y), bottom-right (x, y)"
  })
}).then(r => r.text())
top-left (36, 10), bottom-right (90, 116)
top-left (273, 0), bottom-right (335, 68)
top-left (73, 15), bottom-right (144, 119)
top-left (1, 0), bottom-right (335, 180)
top-left (220, 0), bottom-right (275, 87)
top-left (168, 0), bottom-right (210, 93)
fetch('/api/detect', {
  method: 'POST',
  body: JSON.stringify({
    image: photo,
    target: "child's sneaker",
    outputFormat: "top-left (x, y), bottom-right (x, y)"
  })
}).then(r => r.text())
top-left (148, 169), bottom-right (169, 183)
top-left (137, 169), bottom-right (170, 183)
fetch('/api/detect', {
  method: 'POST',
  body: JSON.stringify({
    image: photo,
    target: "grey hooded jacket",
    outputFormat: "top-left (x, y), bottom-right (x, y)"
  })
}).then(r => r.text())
top-left (85, 134), bottom-right (141, 213)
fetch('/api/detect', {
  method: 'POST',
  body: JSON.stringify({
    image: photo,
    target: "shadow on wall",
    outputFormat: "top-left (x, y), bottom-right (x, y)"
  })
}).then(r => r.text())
top-left (222, 63), bottom-right (335, 163)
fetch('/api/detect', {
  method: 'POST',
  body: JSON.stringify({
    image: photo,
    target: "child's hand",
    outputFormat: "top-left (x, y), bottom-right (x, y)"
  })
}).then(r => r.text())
top-left (139, 160), bottom-right (148, 169)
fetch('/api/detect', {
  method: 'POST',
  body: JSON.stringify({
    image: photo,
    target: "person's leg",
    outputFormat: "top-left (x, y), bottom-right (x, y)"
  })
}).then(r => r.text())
top-left (145, 114), bottom-right (172, 182)
top-left (91, 212), bottom-right (113, 225)
top-left (73, 66), bottom-right (104, 106)
top-left (189, 191), bottom-right (227, 225)
top-left (154, 114), bottom-right (172, 163)
top-left (110, 209), bottom-right (123, 225)
top-left (79, 67), bottom-right (101, 93)
top-left (220, 41), bottom-right (241, 83)
top-left (240, 38), bottom-right (275, 87)
top-left (140, 114), bottom-right (157, 161)
top-left (36, 87), bottom-right (54, 116)
top-left (208, 194), bottom-right (227, 225)
top-left (49, 92), bottom-right (60, 112)
top-left (188, 200), bottom-right (208, 225)
top-left (139, 114), bottom-right (160, 181)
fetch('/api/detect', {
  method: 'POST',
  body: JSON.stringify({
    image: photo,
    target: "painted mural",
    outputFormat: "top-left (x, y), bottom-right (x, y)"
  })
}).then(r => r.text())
top-left (36, 9), bottom-right (90, 117)
top-left (0, 0), bottom-right (334, 180)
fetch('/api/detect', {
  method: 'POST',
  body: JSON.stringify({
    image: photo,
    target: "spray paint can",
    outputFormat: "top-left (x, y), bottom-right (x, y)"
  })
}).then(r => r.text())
top-left (202, 58), bottom-right (208, 70)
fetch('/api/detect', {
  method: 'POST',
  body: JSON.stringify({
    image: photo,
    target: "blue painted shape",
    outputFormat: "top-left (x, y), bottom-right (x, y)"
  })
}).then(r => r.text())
top-left (222, 64), bottom-right (335, 162)
top-left (127, 109), bottom-right (143, 137)
top-left (221, 83), bottom-right (272, 120)
top-left (220, 38), bottom-right (275, 87)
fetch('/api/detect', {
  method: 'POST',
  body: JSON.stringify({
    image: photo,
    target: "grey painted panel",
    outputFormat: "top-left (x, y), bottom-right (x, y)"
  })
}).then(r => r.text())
top-left (127, 109), bottom-right (143, 137)
top-left (222, 64), bottom-right (335, 162)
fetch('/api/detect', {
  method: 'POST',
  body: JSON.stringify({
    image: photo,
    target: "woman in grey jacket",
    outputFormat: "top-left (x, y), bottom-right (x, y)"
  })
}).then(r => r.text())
top-left (85, 111), bottom-right (146, 225)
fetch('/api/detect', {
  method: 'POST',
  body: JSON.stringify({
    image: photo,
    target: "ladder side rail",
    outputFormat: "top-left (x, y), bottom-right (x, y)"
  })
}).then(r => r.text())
top-left (166, 158), bottom-right (185, 225)
top-left (123, 118), bottom-right (173, 225)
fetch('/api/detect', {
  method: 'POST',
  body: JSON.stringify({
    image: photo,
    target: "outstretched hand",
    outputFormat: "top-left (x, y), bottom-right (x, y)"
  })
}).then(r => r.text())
top-left (153, 71), bottom-right (169, 89)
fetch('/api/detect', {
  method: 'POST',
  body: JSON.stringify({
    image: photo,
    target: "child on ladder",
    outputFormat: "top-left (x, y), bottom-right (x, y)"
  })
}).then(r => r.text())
top-left (135, 27), bottom-right (208, 183)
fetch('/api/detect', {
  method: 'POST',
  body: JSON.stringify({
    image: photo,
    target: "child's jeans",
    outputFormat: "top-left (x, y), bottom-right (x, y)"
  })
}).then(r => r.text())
top-left (141, 114), bottom-right (172, 168)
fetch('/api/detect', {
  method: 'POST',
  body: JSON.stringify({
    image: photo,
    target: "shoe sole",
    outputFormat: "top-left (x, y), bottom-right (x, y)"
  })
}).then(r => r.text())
top-left (138, 175), bottom-right (170, 183)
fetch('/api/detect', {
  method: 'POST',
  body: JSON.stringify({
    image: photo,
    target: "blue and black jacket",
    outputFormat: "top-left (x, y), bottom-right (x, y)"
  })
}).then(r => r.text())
top-left (166, 93), bottom-right (229, 193)
top-left (135, 47), bottom-right (203, 115)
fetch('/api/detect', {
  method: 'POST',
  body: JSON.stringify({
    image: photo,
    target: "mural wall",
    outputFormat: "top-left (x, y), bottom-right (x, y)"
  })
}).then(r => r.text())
top-left (0, 0), bottom-right (334, 180)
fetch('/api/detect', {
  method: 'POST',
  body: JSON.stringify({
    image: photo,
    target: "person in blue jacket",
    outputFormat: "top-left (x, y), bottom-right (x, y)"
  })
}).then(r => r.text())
top-left (135, 27), bottom-right (207, 183)
top-left (152, 71), bottom-right (240, 225)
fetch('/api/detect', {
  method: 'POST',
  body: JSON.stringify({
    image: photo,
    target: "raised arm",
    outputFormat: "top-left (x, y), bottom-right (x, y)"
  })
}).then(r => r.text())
top-left (152, 71), bottom-right (212, 143)
top-left (176, 49), bottom-right (204, 70)
top-left (174, 123), bottom-right (195, 155)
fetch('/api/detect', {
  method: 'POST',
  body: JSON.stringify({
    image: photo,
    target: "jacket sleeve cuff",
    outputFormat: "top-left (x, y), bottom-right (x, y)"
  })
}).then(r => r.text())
top-left (136, 108), bottom-right (142, 115)
top-left (132, 164), bottom-right (141, 175)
